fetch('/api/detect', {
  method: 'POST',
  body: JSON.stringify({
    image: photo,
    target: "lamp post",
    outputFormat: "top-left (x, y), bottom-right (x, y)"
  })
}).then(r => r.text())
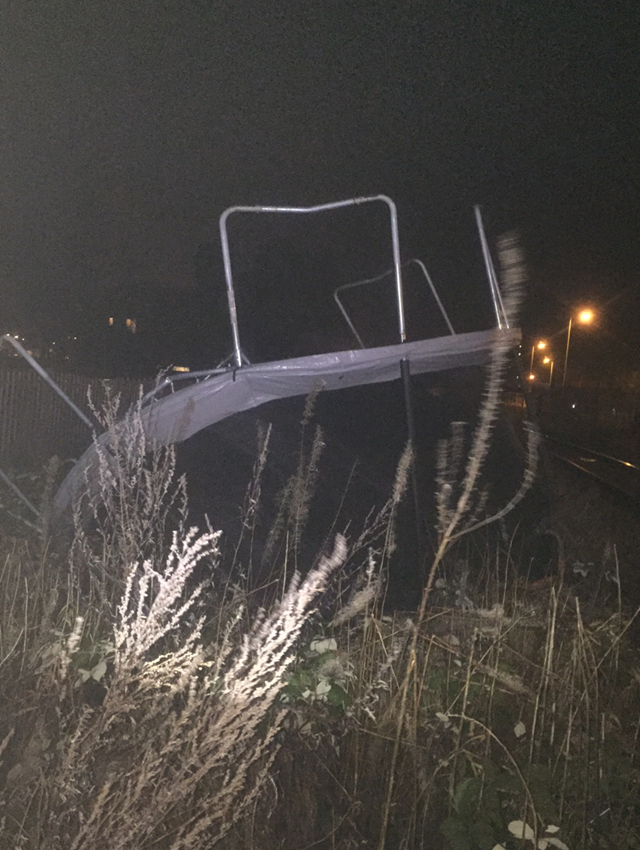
top-left (562, 309), bottom-right (595, 388)
top-left (543, 355), bottom-right (554, 387)
top-left (529, 339), bottom-right (547, 373)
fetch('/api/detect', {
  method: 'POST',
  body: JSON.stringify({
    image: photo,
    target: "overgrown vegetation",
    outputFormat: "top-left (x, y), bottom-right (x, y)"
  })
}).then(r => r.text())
top-left (1, 237), bottom-right (639, 849)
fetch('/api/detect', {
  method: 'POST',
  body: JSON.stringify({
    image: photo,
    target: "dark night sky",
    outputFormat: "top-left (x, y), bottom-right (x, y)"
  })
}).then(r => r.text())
top-left (1, 1), bottom-right (639, 373)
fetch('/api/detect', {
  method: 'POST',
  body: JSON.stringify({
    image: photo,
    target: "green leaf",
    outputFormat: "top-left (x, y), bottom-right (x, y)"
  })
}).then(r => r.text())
top-left (315, 679), bottom-right (331, 697)
top-left (454, 776), bottom-right (482, 822)
top-left (527, 764), bottom-right (559, 825)
top-left (425, 668), bottom-right (448, 691)
top-left (308, 637), bottom-right (337, 654)
top-left (294, 669), bottom-right (313, 688)
top-left (508, 820), bottom-right (534, 841)
top-left (472, 817), bottom-right (498, 850)
top-left (494, 771), bottom-right (521, 795)
top-left (326, 683), bottom-right (350, 709)
top-left (307, 651), bottom-right (336, 670)
top-left (91, 660), bottom-right (108, 681)
top-left (481, 782), bottom-right (503, 830)
top-left (441, 816), bottom-right (472, 850)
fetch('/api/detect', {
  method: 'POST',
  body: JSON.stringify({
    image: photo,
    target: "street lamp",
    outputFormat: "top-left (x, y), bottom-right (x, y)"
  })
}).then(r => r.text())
top-left (529, 339), bottom-right (547, 372)
top-left (562, 308), bottom-right (595, 388)
top-left (542, 355), bottom-right (554, 386)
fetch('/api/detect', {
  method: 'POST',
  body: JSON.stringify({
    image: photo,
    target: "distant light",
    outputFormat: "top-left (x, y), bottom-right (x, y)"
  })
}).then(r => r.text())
top-left (542, 356), bottom-right (551, 364)
top-left (571, 403), bottom-right (576, 409)
top-left (577, 309), bottom-right (594, 324)
top-left (536, 341), bottom-right (547, 350)
top-left (108, 317), bottom-right (114, 326)
top-left (172, 366), bottom-right (190, 373)
top-left (125, 318), bottom-right (137, 333)
top-left (528, 373), bottom-right (535, 381)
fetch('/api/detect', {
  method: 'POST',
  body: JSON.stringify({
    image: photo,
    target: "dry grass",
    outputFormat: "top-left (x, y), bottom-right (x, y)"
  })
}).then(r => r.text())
top-left (1, 237), bottom-right (638, 850)
top-left (2, 521), bottom-right (639, 849)
top-left (0, 458), bottom-right (348, 849)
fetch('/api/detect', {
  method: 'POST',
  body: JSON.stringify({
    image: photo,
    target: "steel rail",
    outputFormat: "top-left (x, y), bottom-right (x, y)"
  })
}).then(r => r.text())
top-left (544, 434), bottom-right (640, 499)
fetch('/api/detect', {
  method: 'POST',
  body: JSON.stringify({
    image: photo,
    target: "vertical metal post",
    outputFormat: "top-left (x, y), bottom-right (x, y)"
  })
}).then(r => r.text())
top-left (400, 358), bottom-right (424, 569)
top-left (563, 317), bottom-right (573, 388)
top-left (386, 196), bottom-right (405, 343)
top-left (219, 209), bottom-right (244, 369)
top-left (474, 206), bottom-right (508, 329)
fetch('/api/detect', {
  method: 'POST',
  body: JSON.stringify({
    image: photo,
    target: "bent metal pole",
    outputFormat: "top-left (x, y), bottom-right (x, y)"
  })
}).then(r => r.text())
top-left (219, 195), bottom-right (406, 368)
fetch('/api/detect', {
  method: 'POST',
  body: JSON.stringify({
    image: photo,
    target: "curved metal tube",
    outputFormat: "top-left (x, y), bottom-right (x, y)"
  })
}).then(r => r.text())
top-left (333, 259), bottom-right (456, 348)
top-left (219, 195), bottom-right (405, 367)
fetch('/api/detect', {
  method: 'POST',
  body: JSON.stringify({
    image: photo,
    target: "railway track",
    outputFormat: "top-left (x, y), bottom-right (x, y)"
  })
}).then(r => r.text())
top-left (544, 434), bottom-right (640, 500)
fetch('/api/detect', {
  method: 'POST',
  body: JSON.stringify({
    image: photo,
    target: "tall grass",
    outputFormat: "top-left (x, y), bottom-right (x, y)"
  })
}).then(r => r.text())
top-left (1, 236), bottom-right (639, 849)
top-left (0, 390), bottom-right (353, 849)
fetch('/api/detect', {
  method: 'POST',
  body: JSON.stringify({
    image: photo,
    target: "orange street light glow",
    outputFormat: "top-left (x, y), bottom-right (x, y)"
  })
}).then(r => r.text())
top-left (563, 307), bottom-right (598, 387)
top-left (528, 373), bottom-right (536, 381)
top-left (543, 356), bottom-right (551, 364)
top-left (529, 340), bottom-right (548, 371)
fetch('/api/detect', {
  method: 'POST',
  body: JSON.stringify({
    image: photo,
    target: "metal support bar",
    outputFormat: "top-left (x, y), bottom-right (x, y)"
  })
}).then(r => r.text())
top-left (0, 466), bottom-right (40, 518)
top-left (0, 503), bottom-right (39, 530)
top-left (333, 259), bottom-right (456, 348)
top-left (0, 335), bottom-right (95, 430)
top-left (400, 357), bottom-right (425, 571)
top-left (474, 206), bottom-right (508, 329)
top-left (562, 317), bottom-right (573, 388)
top-left (411, 260), bottom-right (456, 335)
top-left (333, 284), bottom-right (368, 349)
top-left (219, 195), bottom-right (405, 368)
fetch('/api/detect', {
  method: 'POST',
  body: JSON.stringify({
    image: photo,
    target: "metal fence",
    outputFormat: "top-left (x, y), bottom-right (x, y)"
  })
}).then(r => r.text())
top-left (504, 388), bottom-right (640, 439)
top-left (0, 366), bottom-right (146, 470)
